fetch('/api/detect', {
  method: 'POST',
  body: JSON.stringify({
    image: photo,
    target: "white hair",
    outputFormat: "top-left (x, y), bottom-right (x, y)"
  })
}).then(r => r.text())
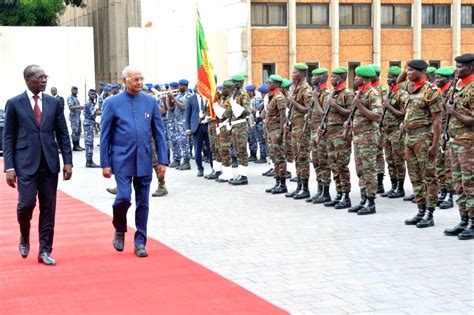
top-left (121, 65), bottom-right (140, 79)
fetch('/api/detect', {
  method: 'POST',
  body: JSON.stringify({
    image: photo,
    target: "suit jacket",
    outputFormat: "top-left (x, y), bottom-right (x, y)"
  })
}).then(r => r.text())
top-left (100, 91), bottom-right (168, 177)
top-left (3, 91), bottom-right (73, 176)
top-left (185, 94), bottom-right (206, 134)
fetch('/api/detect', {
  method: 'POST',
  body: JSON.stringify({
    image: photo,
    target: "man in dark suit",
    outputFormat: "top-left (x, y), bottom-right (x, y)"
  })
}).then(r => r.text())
top-left (3, 65), bottom-right (73, 266)
top-left (100, 66), bottom-right (168, 258)
top-left (50, 87), bottom-right (65, 112)
top-left (185, 88), bottom-right (213, 177)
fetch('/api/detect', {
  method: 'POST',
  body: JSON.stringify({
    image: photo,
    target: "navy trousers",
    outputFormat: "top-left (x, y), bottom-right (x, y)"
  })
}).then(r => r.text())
top-left (193, 123), bottom-right (213, 172)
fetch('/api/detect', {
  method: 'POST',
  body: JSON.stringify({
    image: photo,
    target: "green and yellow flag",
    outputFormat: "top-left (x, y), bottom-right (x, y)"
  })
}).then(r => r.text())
top-left (196, 9), bottom-right (217, 118)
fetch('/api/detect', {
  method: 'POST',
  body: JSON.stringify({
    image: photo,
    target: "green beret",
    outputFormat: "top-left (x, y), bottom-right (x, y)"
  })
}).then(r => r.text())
top-left (426, 66), bottom-right (437, 74)
top-left (331, 67), bottom-right (348, 74)
top-left (269, 74), bottom-right (284, 83)
top-left (281, 79), bottom-right (292, 88)
top-left (293, 63), bottom-right (308, 71)
top-left (355, 65), bottom-right (376, 78)
top-left (368, 64), bottom-right (382, 74)
top-left (231, 74), bottom-right (245, 82)
top-left (312, 68), bottom-right (328, 75)
top-left (223, 80), bottom-right (234, 87)
top-left (434, 67), bottom-right (455, 77)
top-left (388, 66), bottom-right (402, 76)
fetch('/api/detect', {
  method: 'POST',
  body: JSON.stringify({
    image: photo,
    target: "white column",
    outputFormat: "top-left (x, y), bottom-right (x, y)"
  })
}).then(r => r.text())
top-left (372, 0), bottom-right (381, 65)
top-left (413, 0), bottom-right (422, 59)
top-left (330, 0), bottom-right (339, 68)
top-left (245, 0), bottom-right (252, 83)
top-left (452, 0), bottom-right (461, 62)
top-left (288, 0), bottom-right (296, 69)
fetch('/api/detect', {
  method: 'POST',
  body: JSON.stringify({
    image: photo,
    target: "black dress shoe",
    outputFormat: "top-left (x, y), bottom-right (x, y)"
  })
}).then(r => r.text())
top-left (230, 175), bottom-right (248, 185)
top-left (134, 244), bottom-right (148, 257)
top-left (208, 171), bottom-right (222, 180)
top-left (197, 170), bottom-right (204, 177)
top-left (19, 236), bottom-right (30, 258)
top-left (37, 252), bottom-right (56, 266)
top-left (113, 232), bottom-right (125, 252)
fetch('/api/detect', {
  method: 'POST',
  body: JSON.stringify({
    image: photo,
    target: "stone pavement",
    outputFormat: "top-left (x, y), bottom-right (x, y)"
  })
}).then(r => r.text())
top-left (59, 148), bottom-right (473, 314)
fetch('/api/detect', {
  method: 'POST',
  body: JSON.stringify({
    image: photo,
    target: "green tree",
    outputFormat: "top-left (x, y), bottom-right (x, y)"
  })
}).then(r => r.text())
top-left (0, 0), bottom-right (85, 26)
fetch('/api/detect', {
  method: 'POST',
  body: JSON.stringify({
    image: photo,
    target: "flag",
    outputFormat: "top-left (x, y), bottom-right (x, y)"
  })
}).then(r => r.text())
top-left (196, 9), bottom-right (217, 118)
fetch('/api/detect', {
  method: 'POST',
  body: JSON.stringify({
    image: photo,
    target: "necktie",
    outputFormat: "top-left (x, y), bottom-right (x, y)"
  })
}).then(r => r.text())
top-left (33, 95), bottom-right (42, 125)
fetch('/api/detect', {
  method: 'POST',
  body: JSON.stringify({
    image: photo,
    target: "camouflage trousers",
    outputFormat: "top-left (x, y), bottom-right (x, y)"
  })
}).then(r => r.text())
top-left (267, 128), bottom-right (287, 178)
top-left (162, 117), bottom-right (171, 157)
top-left (84, 123), bottom-right (95, 160)
top-left (249, 122), bottom-right (267, 157)
top-left (376, 132), bottom-right (385, 174)
top-left (70, 115), bottom-right (82, 142)
top-left (310, 129), bottom-right (331, 186)
top-left (208, 120), bottom-right (221, 163)
top-left (217, 126), bottom-right (232, 167)
top-left (291, 122), bottom-right (311, 180)
top-left (405, 133), bottom-right (438, 208)
top-left (451, 139), bottom-right (474, 216)
top-left (168, 114), bottom-right (190, 161)
top-left (354, 130), bottom-right (379, 198)
top-left (436, 139), bottom-right (453, 191)
top-left (327, 126), bottom-right (352, 193)
top-left (285, 129), bottom-right (294, 163)
top-left (231, 122), bottom-right (249, 166)
top-left (383, 125), bottom-right (406, 181)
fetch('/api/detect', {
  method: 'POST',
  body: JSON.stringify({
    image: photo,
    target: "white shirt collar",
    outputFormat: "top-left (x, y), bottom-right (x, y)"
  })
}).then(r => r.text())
top-left (26, 89), bottom-right (43, 100)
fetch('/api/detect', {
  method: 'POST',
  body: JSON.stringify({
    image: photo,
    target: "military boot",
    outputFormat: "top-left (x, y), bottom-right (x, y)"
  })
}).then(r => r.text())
top-left (86, 160), bottom-right (100, 168)
top-left (358, 197), bottom-right (376, 215)
top-left (266, 177), bottom-right (280, 193)
top-left (204, 170), bottom-right (215, 179)
top-left (231, 156), bottom-right (238, 168)
top-left (313, 185), bottom-right (331, 204)
top-left (403, 194), bottom-right (415, 202)
top-left (169, 160), bottom-right (181, 168)
top-left (334, 192), bottom-right (351, 209)
top-left (285, 179), bottom-right (301, 198)
top-left (439, 191), bottom-right (454, 209)
top-left (230, 175), bottom-right (248, 185)
top-left (348, 194), bottom-right (366, 213)
top-left (249, 151), bottom-right (257, 162)
top-left (306, 184), bottom-right (322, 203)
top-left (416, 207), bottom-right (435, 228)
top-left (272, 177), bottom-right (288, 194)
top-left (266, 169), bottom-right (276, 177)
top-left (294, 179), bottom-right (310, 200)
top-left (152, 182), bottom-right (168, 197)
top-left (72, 140), bottom-right (82, 151)
top-left (255, 155), bottom-right (267, 164)
top-left (388, 179), bottom-right (405, 198)
top-left (179, 158), bottom-right (191, 170)
top-left (458, 217), bottom-right (474, 240)
top-left (381, 179), bottom-right (396, 197)
top-left (444, 215), bottom-right (469, 236)
top-left (437, 188), bottom-right (448, 206)
top-left (325, 192), bottom-right (342, 207)
top-left (262, 168), bottom-right (274, 176)
top-left (405, 205), bottom-right (426, 225)
top-left (376, 173), bottom-right (385, 194)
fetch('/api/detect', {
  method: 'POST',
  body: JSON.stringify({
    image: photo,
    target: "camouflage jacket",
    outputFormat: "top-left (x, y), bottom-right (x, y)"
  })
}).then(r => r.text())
top-left (265, 89), bottom-right (287, 132)
top-left (403, 79), bottom-right (442, 130)
top-left (449, 78), bottom-right (474, 141)
top-left (289, 81), bottom-right (312, 125)
top-left (308, 86), bottom-right (330, 130)
top-left (231, 88), bottom-right (251, 120)
top-left (328, 87), bottom-right (354, 126)
top-left (383, 85), bottom-right (409, 128)
top-left (353, 85), bottom-right (382, 134)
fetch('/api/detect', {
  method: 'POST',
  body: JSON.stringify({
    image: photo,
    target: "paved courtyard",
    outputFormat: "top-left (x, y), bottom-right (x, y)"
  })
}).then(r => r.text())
top-left (59, 148), bottom-right (474, 314)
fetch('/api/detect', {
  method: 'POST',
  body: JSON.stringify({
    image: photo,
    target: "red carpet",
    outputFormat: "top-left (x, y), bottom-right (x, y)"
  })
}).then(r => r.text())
top-left (0, 168), bottom-right (287, 314)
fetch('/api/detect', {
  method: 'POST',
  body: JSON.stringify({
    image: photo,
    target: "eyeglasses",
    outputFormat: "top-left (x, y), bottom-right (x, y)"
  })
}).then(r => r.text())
top-left (33, 74), bottom-right (49, 80)
top-left (127, 77), bottom-right (145, 83)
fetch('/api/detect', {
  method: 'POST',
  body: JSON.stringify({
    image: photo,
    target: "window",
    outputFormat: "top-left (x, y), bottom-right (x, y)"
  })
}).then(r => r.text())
top-left (381, 4), bottom-right (411, 27)
top-left (307, 62), bottom-right (319, 85)
top-left (262, 63), bottom-right (276, 83)
top-left (340, 4), bottom-right (371, 27)
top-left (251, 3), bottom-right (287, 26)
top-left (296, 4), bottom-right (329, 27)
top-left (422, 5), bottom-right (450, 27)
top-left (462, 5), bottom-right (473, 26)
top-left (429, 60), bottom-right (441, 68)
top-left (348, 62), bottom-right (361, 90)
top-left (389, 61), bottom-right (402, 68)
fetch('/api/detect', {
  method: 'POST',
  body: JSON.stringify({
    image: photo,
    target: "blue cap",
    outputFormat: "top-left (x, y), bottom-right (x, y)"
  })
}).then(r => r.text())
top-left (98, 81), bottom-right (105, 86)
top-left (246, 84), bottom-right (256, 92)
top-left (258, 85), bottom-right (267, 93)
top-left (188, 88), bottom-right (193, 93)
top-left (111, 84), bottom-right (118, 89)
top-left (179, 79), bottom-right (189, 86)
top-left (217, 85), bottom-right (223, 91)
top-left (88, 88), bottom-right (96, 93)
top-left (71, 86), bottom-right (78, 90)
top-left (169, 82), bottom-right (178, 88)
top-left (153, 84), bottom-right (160, 89)
top-left (103, 86), bottom-right (111, 92)
top-left (145, 83), bottom-right (153, 90)
top-left (165, 83), bottom-right (169, 89)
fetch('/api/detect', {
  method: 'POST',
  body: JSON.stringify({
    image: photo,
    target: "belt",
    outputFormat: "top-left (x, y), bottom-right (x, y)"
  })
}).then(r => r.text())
top-left (232, 119), bottom-right (247, 126)
top-left (405, 125), bottom-right (432, 136)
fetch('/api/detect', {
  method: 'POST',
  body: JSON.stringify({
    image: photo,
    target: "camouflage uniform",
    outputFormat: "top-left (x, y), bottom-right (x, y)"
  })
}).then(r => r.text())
top-left (374, 83), bottom-right (387, 176)
top-left (217, 95), bottom-right (233, 168)
top-left (266, 90), bottom-right (287, 178)
top-left (435, 85), bottom-right (454, 192)
top-left (353, 86), bottom-right (382, 198)
top-left (83, 98), bottom-right (97, 161)
top-left (67, 94), bottom-right (82, 142)
top-left (248, 95), bottom-right (267, 158)
top-left (403, 80), bottom-right (442, 209)
top-left (172, 91), bottom-right (192, 159)
top-left (230, 88), bottom-right (251, 166)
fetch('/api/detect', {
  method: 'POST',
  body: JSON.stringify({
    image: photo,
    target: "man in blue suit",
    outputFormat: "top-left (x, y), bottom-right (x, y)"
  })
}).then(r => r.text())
top-left (3, 65), bottom-right (73, 266)
top-left (100, 66), bottom-right (168, 257)
top-left (185, 87), bottom-right (213, 177)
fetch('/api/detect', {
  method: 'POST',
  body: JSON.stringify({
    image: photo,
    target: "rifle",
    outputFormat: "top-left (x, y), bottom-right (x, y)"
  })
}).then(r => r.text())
top-left (343, 90), bottom-right (360, 139)
top-left (303, 84), bottom-right (319, 133)
top-left (315, 90), bottom-right (336, 144)
top-left (441, 77), bottom-right (459, 156)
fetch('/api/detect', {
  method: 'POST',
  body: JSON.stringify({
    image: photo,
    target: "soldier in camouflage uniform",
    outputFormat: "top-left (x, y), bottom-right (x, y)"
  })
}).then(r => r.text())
top-left (264, 75), bottom-right (288, 194)
top-left (172, 79), bottom-right (192, 170)
top-left (228, 74), bottom-right (251, 185)
top-left (433, 67), bottom-right (456, 209)
top-left (215, 81), bottom-right (234, 183)
top-left (306, 68), bottom-right (332, 204)
top-left (281, 79), bottom-right (296, 181)
top-left (427, 66), bottom-right (437, 83)
top-left (380, 66), bottom-right (408, 199)
top-left (68, 86), bottom-right (85, 151)
top-left (346, 66), bottom-right (382, 215)
top-left (402, 60), bottom-right (443, 228)
top-left (323, 67), bottom-right (354, 208)
top-left (444, 53), bottom-right (474, 240)
top-left (285, 64), bottom-right (312, 200)
top-left (83, 89), bottom-right (100, 168)
top-left (247, 85), bottom-right (267, 163)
